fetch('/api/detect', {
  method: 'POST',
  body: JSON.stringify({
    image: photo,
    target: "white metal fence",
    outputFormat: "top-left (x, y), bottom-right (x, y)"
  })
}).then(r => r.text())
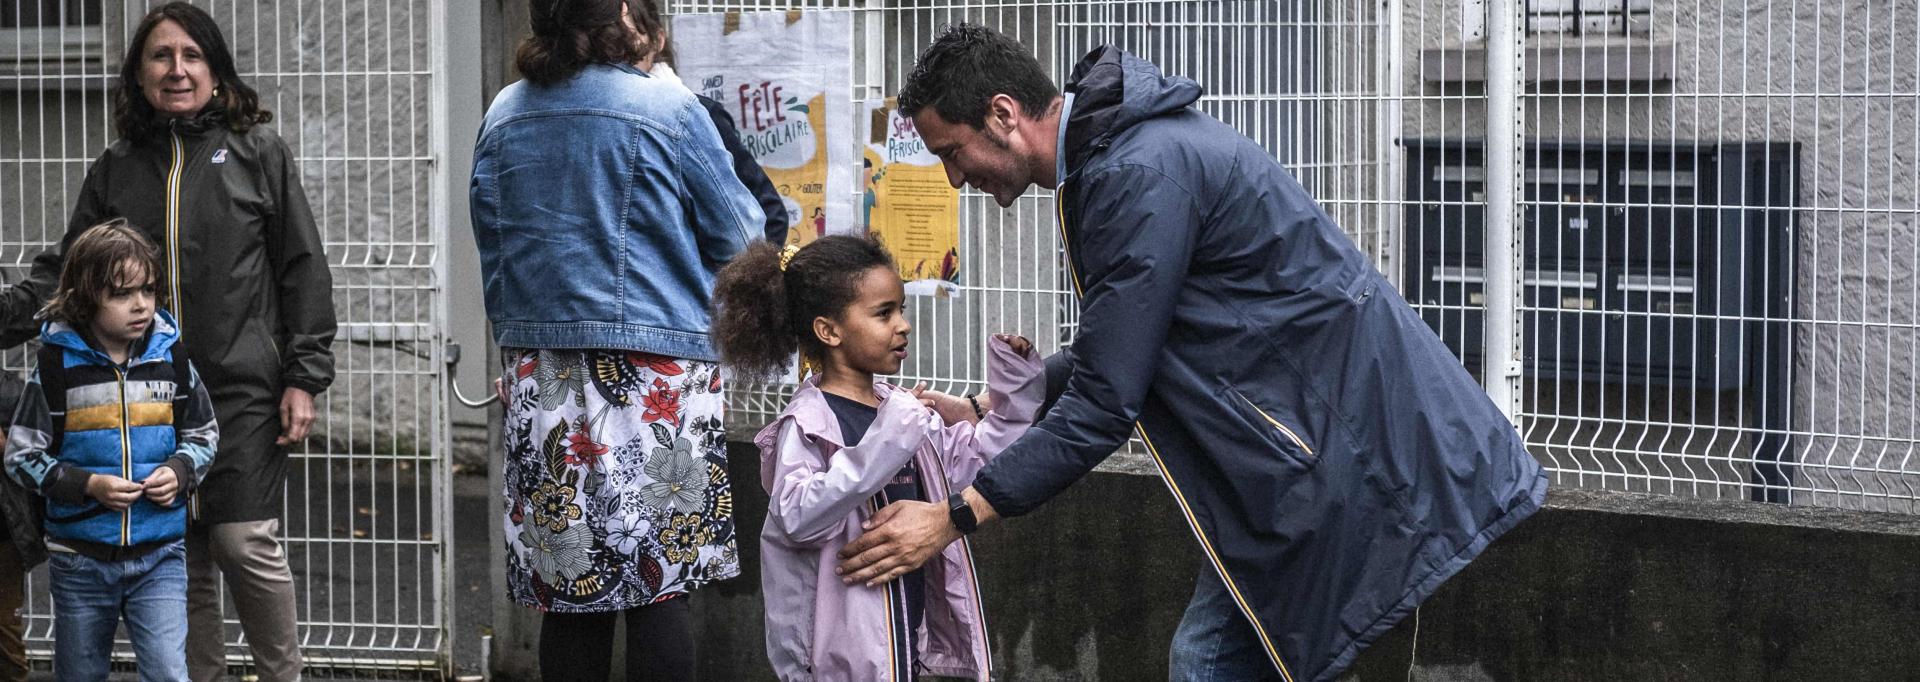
top-left (684, 0), bottom-right (1920, 514)
top-left (1, 0), bottom-right (450, 674)
top-left (3, 0), bottom-right (1917, 674)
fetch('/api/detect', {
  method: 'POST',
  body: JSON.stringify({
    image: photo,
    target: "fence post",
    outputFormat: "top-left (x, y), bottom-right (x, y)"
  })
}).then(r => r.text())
top-left (1379, 0), bottom-right (1404, 283)
top-left (1481, 0), bottom-right (1525, 422)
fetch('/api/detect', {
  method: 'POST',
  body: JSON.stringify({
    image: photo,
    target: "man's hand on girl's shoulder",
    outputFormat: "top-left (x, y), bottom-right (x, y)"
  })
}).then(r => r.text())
top-left (910, 382), bottom-right (981, 426)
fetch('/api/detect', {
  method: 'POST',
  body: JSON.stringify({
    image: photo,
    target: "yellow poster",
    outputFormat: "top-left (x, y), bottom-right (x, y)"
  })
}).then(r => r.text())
top-left (672, 11), bottom-right (856, 246)
top-left (864, 98), bottom-right (961, 296)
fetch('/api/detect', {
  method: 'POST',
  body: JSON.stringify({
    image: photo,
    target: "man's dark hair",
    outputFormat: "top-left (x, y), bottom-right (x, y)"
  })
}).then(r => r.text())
top-left (898, 24), bottom-right (1058, 128)
top-left (115, 2), bottom-right (271, 143)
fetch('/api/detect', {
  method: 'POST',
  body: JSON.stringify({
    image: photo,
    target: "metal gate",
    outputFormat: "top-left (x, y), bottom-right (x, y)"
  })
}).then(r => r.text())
top-left (1, 0), bottom-right (453, 674)
top-left (667, 0), bottom-right (1398, 475)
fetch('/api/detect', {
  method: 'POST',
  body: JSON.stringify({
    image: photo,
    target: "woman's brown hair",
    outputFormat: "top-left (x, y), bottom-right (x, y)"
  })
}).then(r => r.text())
top-left (710, 236), bottom-right (897, 382)
top-left (516, 0), bottom-right (664, 86)
top-left (114, 2), bottom-right (271, 144)
top-left (39, 218), bottom-right (168, 326)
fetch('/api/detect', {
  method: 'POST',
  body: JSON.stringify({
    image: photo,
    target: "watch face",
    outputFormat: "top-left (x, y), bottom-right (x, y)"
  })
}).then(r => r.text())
top-left (949, 494), bottom-right (976, 533)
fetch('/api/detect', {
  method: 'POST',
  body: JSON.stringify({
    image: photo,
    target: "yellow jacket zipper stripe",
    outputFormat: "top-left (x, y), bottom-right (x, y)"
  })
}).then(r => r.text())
top-left (1236, 392), bottom-right (1314, 456)
top-left (115, 367), bottom-right (131, 546)
top-left (165, 132), bottom-right (184, 322)
top-left (867, 497), bottom-right (902, 681)
top-left (1054, 193), bottom-right (1296, 682)
top-left (166, 131), bottom-right (195, 522)
top-left (927, 453), bottom-right (993, 674)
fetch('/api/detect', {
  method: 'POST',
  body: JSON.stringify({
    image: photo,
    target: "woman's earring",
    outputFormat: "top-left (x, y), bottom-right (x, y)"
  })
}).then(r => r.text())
top-left (213, 86), bottom-right (222, 98)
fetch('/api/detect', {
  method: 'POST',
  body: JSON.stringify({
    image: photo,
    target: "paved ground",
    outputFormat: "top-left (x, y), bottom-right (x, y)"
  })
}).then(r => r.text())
top-left (23, 469), bottom-right (495, 681)
top-left (449, 472), bottom-right (491, 679)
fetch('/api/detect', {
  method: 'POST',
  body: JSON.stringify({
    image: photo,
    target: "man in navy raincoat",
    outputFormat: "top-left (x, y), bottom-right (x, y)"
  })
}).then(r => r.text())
top-left (837, 25), bottom-right (1549, 682)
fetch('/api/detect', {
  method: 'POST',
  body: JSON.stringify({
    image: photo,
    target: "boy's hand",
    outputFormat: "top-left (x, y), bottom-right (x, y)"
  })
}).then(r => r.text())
top-left (142, 467), bottom-right (180, 506)
top-left (995, 334), bottom-right (1033, 358)
top-left (86, 475), bottom-right (143, 511)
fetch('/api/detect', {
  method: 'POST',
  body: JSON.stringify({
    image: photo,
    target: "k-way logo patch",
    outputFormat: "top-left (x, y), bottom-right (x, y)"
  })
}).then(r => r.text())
top-left (211, 149), bottom-right (229, 164)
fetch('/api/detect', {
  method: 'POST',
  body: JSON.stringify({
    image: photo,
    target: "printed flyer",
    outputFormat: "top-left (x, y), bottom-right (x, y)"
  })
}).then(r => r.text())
top-left (672, 10), bottom-right (856, 246)
top-left (862, 97), bottom-right (961, 296)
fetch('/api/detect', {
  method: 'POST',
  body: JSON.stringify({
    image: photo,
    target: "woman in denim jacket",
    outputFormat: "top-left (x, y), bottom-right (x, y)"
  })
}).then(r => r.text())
top-left (468, 1), bottom-right (764, 678)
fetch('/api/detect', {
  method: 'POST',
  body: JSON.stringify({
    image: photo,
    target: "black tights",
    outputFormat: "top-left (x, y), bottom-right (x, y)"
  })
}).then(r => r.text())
top-left (538, 596), bottom-right (695, 681)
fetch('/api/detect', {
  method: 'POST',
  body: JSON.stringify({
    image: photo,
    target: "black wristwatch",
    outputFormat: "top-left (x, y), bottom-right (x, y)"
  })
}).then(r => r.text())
top-left (947, 492), bottom-right (978, 535)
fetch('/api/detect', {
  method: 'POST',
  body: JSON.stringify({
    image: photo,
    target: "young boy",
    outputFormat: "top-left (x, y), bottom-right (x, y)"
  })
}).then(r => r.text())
top-left (3, 218), bottom-right (217, 680)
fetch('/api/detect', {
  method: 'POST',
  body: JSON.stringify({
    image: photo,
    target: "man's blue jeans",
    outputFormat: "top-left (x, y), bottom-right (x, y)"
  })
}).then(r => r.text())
top-left (48, 540), bottom-right (189, 682)
top-left (1169, 567), bottom-right (1284, 682)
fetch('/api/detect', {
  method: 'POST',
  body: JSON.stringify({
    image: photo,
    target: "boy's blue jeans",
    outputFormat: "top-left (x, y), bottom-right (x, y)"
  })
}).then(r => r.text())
top-left (48, 540), bottom-right (188, 682)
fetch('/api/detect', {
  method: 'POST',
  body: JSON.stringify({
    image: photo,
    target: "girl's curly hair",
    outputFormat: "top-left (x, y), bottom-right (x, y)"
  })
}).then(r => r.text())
top-left (710, 236), bottom-right (896, 382)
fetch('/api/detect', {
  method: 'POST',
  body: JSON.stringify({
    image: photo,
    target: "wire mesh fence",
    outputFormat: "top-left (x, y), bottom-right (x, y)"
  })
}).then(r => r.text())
top-left (667, 0), bottom-right (1398, 472)
top-left (1401, 0), bottom-right (1920, 512)
top-left (1, 0), bottom-right (1916, 675)
top-left (678, 0), bottom-right (1920, 514)
top-left (1, 0), bottom-right (449, 673)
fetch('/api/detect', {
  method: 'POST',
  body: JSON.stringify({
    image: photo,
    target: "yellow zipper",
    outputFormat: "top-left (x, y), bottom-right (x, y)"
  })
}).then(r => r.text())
top-left (1054, 189), bottom-right (1296, 682)
top-left (165, 131), bottom-right (185, 324)
top-left (115, 367), bottom-right (131, 546)
top-left (866, 497), bottom-right (903, 682)
top-left (1234, 391), bottom-right (1314, 456)
top-left (1053, 193), bottom-right (1085, 298)
top-left (166, 131), bottom-right (191, 522)
top-left (923, 451), bottom-right (992, 674)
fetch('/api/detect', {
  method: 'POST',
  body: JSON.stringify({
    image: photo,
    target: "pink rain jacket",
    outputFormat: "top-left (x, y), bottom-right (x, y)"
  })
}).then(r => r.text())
top-left (754, 337), bottom-right (1047, 681)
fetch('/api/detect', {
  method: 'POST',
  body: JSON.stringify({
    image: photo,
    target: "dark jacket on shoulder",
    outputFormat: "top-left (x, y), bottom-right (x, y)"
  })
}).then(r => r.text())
top-left (698, 94), bottom-right (791, 244)
top-left (0, 370), bottom-right (44, 568)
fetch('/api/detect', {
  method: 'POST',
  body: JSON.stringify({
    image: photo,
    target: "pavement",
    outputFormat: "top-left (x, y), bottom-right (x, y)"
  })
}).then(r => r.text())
top-left (23, 468), bottom-right (495, 681)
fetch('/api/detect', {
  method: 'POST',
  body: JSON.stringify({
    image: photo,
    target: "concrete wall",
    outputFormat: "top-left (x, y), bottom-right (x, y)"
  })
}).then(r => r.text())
top-left (1400, 0), bottom-right (1920, 511)
top-left (626, 441), bottom-right (1920, 682)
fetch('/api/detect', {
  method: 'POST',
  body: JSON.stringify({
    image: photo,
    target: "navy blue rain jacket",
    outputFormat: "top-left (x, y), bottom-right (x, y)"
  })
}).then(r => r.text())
top-left (970, 47), bottom-right (1548, 682)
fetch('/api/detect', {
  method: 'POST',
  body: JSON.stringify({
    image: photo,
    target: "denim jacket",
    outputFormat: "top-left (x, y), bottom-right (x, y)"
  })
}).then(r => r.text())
top-left (471, 63), bottom-right (763, 359)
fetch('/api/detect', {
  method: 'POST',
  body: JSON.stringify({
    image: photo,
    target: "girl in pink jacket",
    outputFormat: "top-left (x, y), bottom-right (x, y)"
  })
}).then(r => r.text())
top-left (712, 236), bottom-right (1046, 680)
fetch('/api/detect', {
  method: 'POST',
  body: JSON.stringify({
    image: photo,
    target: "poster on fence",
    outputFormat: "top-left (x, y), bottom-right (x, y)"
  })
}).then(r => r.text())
top-left (672, 10), bottom-right (856, 247)
top-left (863, 97), bottom-right (961, 296)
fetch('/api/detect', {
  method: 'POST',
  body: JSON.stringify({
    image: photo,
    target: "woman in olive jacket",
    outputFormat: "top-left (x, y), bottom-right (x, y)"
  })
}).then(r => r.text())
top-left (0, 4), bottom-right (333, 680)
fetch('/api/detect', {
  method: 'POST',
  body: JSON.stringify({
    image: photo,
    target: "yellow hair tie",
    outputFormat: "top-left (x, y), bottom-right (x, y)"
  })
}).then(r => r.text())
top-left (779, 244), bottom-right (802, 272)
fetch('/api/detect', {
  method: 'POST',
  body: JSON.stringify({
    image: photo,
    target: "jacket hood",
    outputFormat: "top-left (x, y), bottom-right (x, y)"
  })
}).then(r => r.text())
top-left (41, 308), bottom-right (180, 366)
top-left (166, 108), bottom-right (230, 136)
top-left (1061, 45), bottom-right (1205, 175)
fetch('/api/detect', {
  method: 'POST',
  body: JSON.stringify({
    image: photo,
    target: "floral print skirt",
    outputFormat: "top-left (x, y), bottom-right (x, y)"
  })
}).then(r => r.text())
top-left (499, 348), bottom-right (740, 612)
